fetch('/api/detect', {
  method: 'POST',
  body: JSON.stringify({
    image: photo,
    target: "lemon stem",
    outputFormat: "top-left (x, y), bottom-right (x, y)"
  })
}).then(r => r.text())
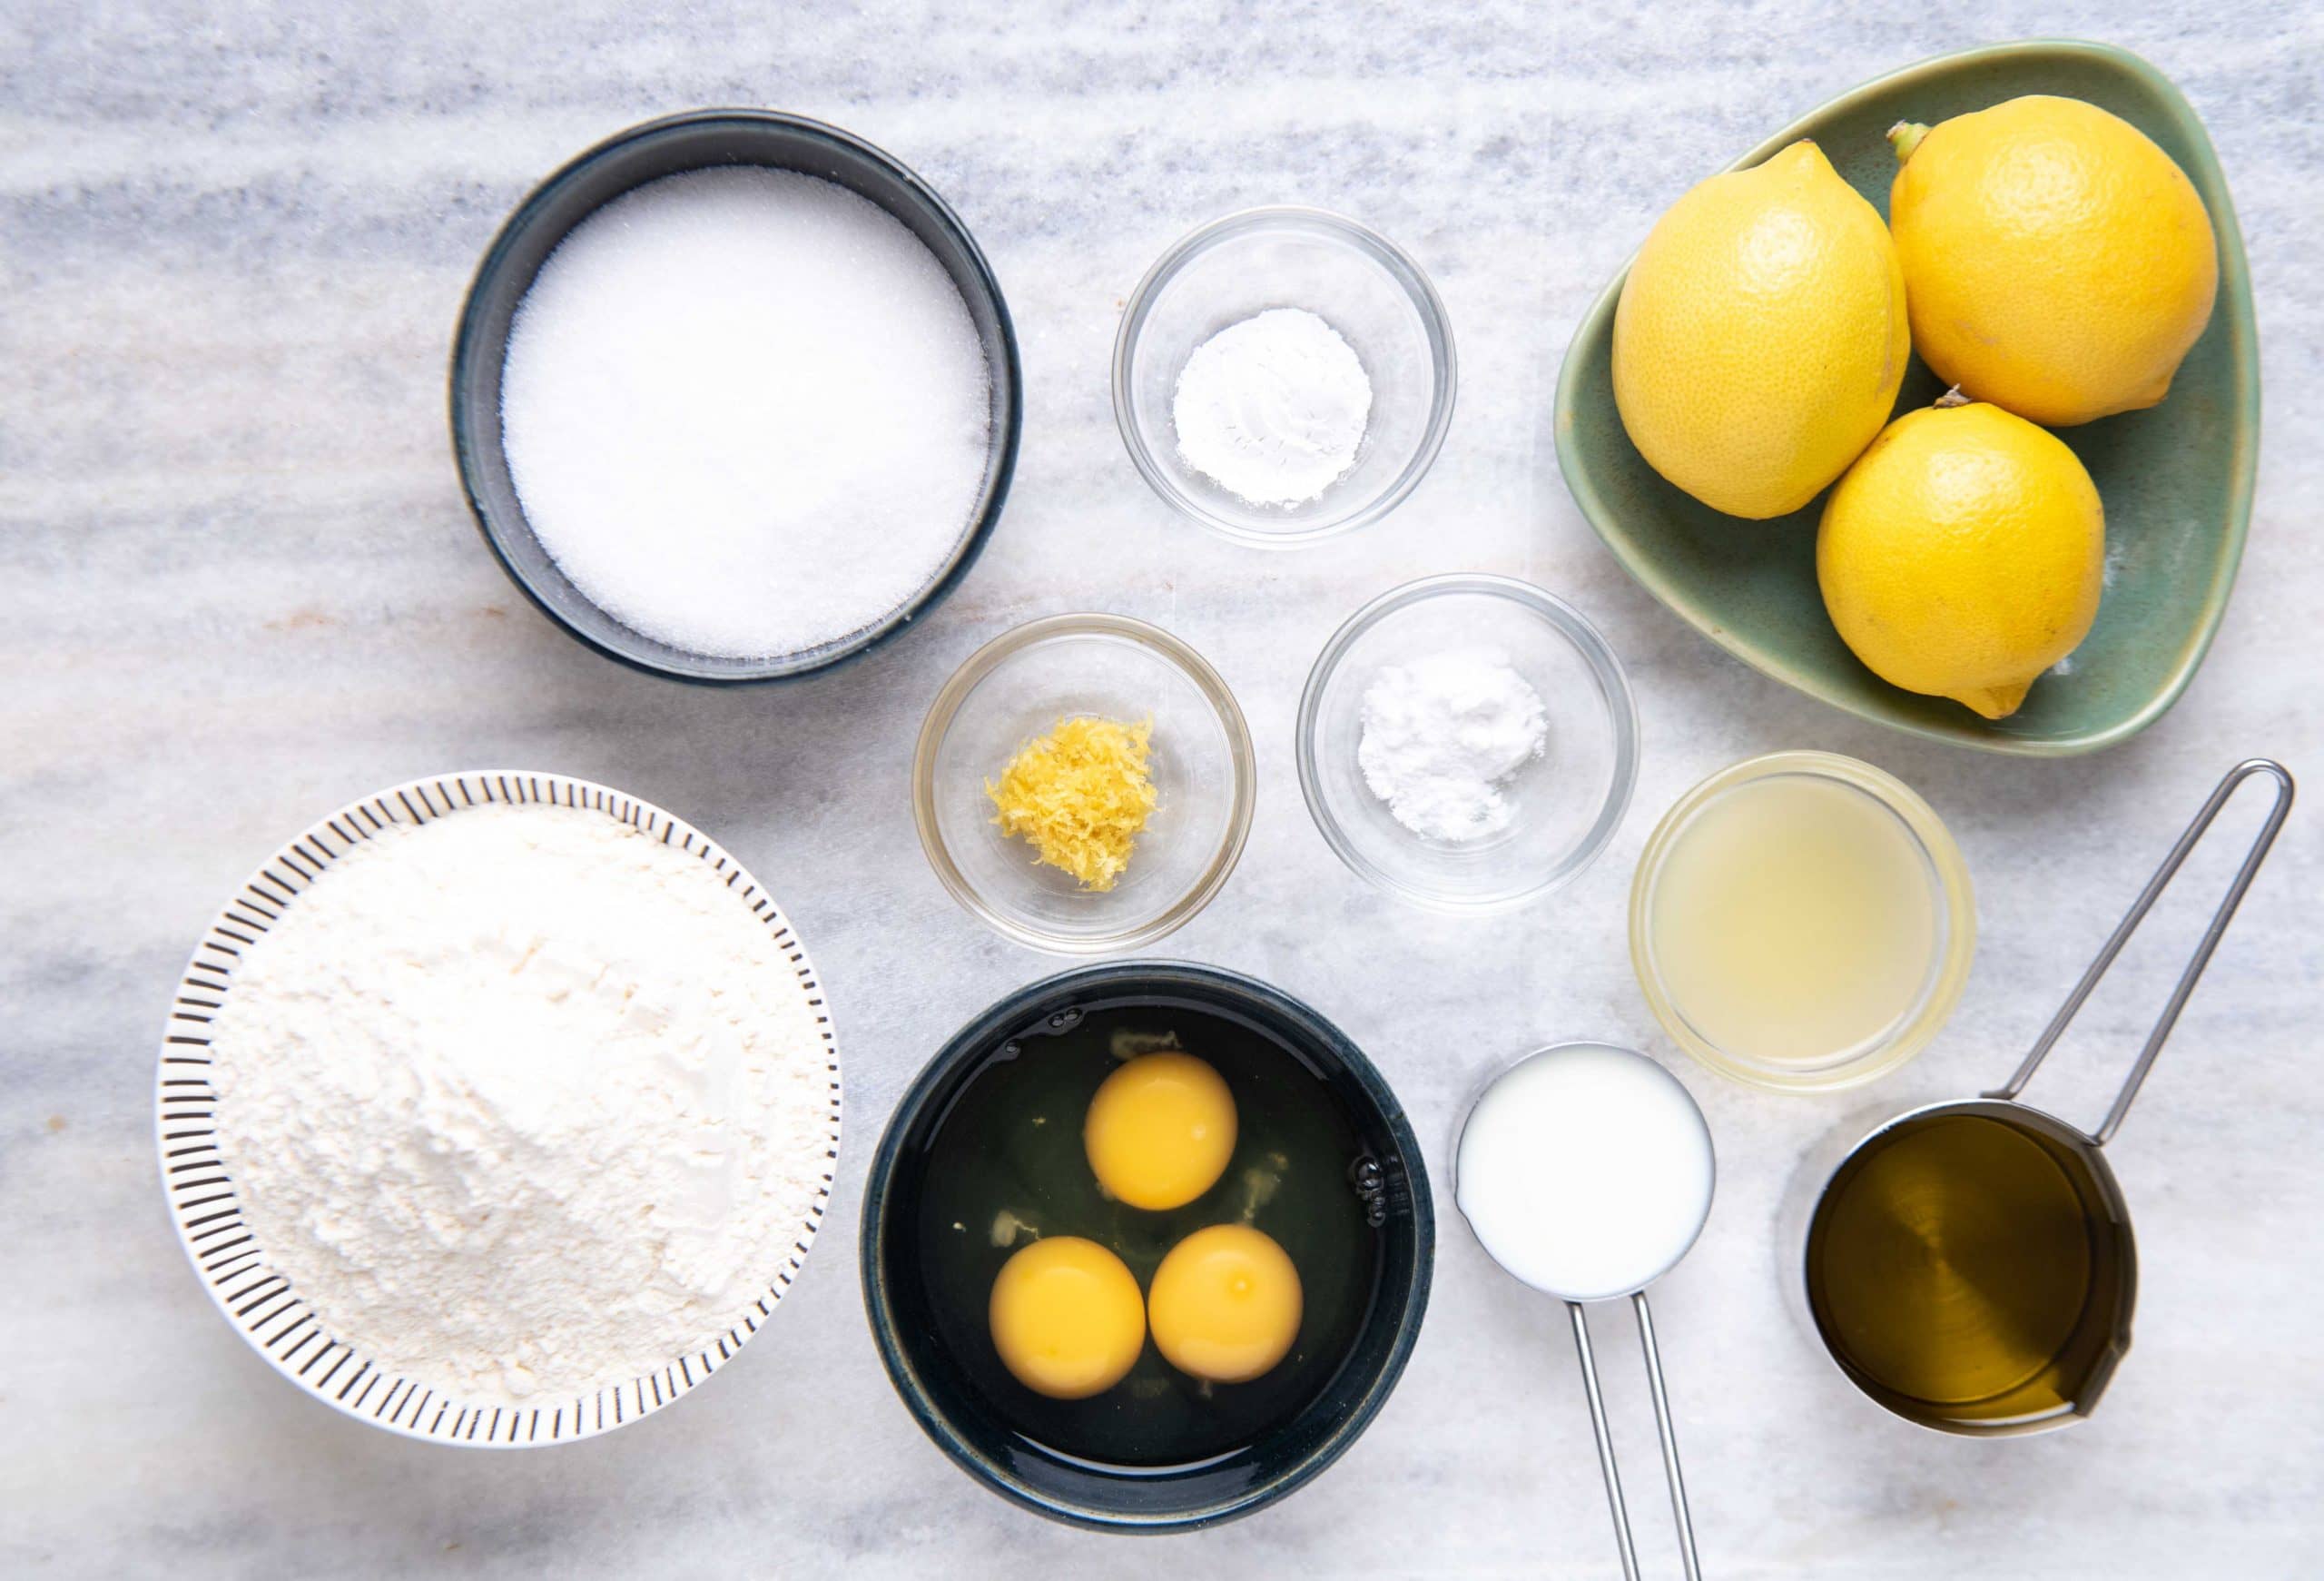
top-left (1888, 121), bottom-right (1931, 164)
top-left (1935, 385), bottom-right (1971, 409)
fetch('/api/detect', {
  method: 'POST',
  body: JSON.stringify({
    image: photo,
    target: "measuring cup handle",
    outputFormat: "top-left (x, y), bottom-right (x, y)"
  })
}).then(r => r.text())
top-left (1633, 1292), bottom-right (1704, 1581)
top-left (1983, 758), bottom-right (2295, 1146)
top-left (1566, 1298), bottom-right (1703, 1581)
top-left (1567, 1301), bottom-right (1642, 1581)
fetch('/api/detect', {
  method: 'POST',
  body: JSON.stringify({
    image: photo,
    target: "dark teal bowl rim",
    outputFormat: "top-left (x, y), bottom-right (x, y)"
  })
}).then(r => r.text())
top-left (448, 108), bottom-right (1022, 685)
top-left (859, 961), bottom-right (1435, 1533)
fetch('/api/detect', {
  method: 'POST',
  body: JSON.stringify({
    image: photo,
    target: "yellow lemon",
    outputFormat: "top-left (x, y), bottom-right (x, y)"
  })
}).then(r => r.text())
top-left (1887, 95), bottom-right (2218, 427)
top-left (1613, 140), bottom-right (1908, 519)
top-left (1817, 402), bottom-right (2102, 720)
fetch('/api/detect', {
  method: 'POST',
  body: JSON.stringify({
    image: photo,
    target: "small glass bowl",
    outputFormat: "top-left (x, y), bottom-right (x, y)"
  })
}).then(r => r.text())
top-left (1629, 751), bottom-right (1976, 1094)
top-left (1112, 207), bottom-right (1455, 548)
top-left (1297, 575), bottom-right (1639, 911)
top-left (913, 614), bottom-right (1256, 954)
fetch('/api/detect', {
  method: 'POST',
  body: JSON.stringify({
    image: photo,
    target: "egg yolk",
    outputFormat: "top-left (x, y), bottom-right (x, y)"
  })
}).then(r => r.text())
top-left (1083, 1052), bottom-right (1237, 1210)
top-left (988, 1236), bottom-right (1147, 1400)
top-left (1147, 1224), bottom-right (1303, 1384)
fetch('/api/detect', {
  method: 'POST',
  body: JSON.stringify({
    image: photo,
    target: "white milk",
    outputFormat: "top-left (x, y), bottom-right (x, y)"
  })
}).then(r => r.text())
top-left (1455, 1042), bottom-right (1715, 1302)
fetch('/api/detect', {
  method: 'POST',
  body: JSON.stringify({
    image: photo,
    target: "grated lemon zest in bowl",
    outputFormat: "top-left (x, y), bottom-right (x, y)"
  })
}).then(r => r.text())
top-left (986, 716), bottom-right (1157, 892)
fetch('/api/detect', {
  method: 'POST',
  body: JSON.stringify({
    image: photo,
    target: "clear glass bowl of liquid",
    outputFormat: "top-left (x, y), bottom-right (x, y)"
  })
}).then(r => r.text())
top-left (1629, 751), bottom-right (1976, 1093)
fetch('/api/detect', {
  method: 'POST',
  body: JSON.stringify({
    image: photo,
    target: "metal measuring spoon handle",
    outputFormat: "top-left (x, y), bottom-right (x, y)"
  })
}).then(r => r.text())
top-left (1566, 1292), bottom-right (1704, 1581)
top-left (1984, 758), bottom-right (2294, 1143)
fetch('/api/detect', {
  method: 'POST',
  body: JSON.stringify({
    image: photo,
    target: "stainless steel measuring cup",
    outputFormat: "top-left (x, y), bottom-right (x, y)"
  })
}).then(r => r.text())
top-left (1794, 758), bottom-right (2294, 1435)
top-left (1457, 1042), bottom-right (1715, 1580)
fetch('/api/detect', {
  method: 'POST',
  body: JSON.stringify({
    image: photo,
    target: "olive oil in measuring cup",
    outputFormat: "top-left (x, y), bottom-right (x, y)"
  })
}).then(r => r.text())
top-left (1795, 759), bottom-right (2293, 1435)
top-left (1804, 1105), bottom-right (2131, 1426)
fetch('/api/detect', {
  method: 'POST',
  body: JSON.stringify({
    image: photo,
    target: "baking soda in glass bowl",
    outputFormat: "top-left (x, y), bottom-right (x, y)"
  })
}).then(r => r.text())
top-left (1356, 649), bottom-right (1548, 843)
top-left (1171, 307), bottom-right (1372, 507)
top-left (1297, 575), bottom-right (1638, 911)
top-left (499, 166), bottom-right (992, 661)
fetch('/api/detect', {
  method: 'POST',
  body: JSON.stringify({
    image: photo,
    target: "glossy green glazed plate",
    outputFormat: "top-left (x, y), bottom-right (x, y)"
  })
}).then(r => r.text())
top-left (1554, 40), bottom-right (2258, 756)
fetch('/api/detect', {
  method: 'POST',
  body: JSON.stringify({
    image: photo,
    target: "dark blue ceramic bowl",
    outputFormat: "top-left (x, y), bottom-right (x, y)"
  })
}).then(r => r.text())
top-left (448, 109), bottom-right (1021, 684)
top-left (861, 962), bottom-right (1434, 1532)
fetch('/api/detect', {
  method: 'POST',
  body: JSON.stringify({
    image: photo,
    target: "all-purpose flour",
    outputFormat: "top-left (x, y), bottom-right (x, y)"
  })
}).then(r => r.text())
top-left (209, 805), bottom-right (834, 1407)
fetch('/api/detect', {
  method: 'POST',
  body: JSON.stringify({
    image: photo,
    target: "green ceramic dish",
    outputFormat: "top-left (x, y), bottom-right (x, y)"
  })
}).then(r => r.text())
top-left (1554, 40), bottom-right (2258, 756)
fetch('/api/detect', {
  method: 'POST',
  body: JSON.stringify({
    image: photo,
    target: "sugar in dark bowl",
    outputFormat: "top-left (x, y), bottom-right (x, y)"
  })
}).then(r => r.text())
top-left (450, 110), bottom-right (1022, 683)
top-left (861, 964), bottom-right (1433, 1530)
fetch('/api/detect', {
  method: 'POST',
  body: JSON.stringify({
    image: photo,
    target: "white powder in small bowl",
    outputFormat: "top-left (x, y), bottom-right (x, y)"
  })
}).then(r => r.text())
top-left (1358, 649), bottom-right (1549, 842)
top-left (1172, 307), bottom-right (1371, 507)
top-left (499, 166), bottom-right (992, 660)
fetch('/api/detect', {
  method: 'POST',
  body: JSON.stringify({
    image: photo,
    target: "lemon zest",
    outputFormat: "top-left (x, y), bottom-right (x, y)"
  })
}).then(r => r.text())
top-left (986, 716), bottom-right (1157, 892)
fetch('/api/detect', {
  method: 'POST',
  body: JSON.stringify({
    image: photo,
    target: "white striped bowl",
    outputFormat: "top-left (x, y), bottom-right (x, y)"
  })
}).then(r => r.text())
top-left (155, 770), bottom-right (842, 1447)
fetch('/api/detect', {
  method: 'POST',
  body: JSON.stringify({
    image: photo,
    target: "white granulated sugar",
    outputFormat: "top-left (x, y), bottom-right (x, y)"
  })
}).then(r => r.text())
top-left (209, 805), bottom-right (834, 1407)
top-left (1359, 650), bottom-right (1550, 843)
top-left (500, 167), bottom-right (992, 659)
top-left (1172, 307), bottom-right (1371, 506)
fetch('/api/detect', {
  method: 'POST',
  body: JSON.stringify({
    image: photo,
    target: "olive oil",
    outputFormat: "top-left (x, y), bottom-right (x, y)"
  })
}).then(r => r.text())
top-left (1805, 1108), bottom-right (2132, 1428)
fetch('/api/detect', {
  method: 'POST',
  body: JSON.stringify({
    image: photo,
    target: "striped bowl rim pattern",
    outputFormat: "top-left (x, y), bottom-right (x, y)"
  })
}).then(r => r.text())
top-left (154, 770), bottom-right (842, 1448)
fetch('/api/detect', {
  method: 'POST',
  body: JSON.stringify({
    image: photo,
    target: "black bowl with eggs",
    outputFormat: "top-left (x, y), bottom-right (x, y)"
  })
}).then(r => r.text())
top-left (860, 961), bottom-right (1435, 1532)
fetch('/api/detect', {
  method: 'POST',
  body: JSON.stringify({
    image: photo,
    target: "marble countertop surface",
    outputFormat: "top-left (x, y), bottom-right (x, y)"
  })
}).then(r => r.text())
top-left (6, 2), bottom-right (2320, 1576)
